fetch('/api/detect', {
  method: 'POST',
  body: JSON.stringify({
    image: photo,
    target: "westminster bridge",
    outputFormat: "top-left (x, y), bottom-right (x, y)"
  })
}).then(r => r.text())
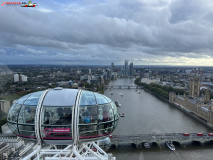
top-left (110, 133), bottom-right (213, 148)
top-left (1, 133), bottom-right (213, 149)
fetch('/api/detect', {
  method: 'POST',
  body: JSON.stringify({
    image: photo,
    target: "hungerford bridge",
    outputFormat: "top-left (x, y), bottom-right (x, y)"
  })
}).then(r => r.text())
top-left (105, 85), bottom-right (143, 89)
top-left (1, 132), bottom-right (213, 149)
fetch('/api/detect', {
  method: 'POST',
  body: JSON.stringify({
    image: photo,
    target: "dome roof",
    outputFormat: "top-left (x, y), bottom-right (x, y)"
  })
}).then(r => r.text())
top-left (7, 88), bottom-right (119, 145)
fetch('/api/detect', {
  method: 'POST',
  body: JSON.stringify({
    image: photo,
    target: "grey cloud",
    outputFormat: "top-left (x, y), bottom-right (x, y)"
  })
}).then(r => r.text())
top-left (0, 49), bottom-right (6, 54)
top-left (0, 0), bottom-right (213, 64)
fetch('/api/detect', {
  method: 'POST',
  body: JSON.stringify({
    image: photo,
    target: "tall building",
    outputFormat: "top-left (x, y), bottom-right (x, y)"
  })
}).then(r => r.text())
top-left (189, 76), bottom-right (200, 98)
top-left (140, 68), bottom-right (145, 81)
top-left (14, 74), bottom-right (19, 82)
top-left (111, 62), bottom-right (114, 73)
top-left (0, 100), bottom-right (10, 113)
top-left (204, 89), bottom-right (210, 103)
top-left (124, 60), bottom-right (129, 74)
top-left (125, 60), bottom-right (128, 75)
top-left (129, 62), bottom-right (133, 76)
top-left (89, 69), bottom-right (91, 74)
top-left (19, 74), bottom-right (27, 82)
top-left (144, 69), bottom-right (149, 78)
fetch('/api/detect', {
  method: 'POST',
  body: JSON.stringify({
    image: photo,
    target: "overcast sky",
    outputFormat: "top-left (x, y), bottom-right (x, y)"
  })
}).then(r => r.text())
top-left (0, 0), bottom-right (213, 66)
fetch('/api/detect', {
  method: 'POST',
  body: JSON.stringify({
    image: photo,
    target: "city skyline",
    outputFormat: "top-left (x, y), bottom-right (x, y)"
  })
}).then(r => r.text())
top-left (1, 0), bottom-right (213, 66)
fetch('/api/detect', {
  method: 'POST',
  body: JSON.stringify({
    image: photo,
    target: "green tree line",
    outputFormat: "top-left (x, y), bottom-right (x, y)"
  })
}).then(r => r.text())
top-left (134, 78), bottom-right (188, 100)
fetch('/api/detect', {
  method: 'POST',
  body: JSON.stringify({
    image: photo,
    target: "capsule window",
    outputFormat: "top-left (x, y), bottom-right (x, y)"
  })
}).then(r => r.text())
top-left (7, 104), bottom-right (22, 122)
top-left (18, 125), bottom-right (35, 138)
top-left (18, 105), bottom-right (36, 124)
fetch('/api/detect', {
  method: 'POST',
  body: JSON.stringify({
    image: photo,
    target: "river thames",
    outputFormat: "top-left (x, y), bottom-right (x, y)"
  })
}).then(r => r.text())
top-left (105, 77), bottom-right (213, 160)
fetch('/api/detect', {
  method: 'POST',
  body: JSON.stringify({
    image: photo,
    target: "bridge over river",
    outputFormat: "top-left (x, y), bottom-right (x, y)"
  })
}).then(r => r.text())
top-left (1, 133), bottom-right (213, 149)
top-left (105, 85), bottom-right (143, 89)
top-left (111, 133), bottom-right (213, 148)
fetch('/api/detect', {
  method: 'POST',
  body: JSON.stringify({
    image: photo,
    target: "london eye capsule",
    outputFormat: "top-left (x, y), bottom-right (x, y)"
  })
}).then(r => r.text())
top-left (7, 88), bottom-right (119, 145)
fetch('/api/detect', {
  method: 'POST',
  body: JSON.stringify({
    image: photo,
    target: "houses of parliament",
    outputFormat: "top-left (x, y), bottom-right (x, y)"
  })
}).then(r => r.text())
top-left (169, 76), bottom-right (213, 127)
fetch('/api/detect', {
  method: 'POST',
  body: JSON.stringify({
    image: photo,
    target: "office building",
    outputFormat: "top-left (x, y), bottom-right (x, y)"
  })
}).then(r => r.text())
top-left (140, 68), bottom-right (145, 81)
top-left (125, 60), bottom-right (128, 75)
top-left (14, 74), bottom-right (19, 82)
top-left (111, 62), bottom-right (114, 73)
top-left (129, 62), bottom-right (133, 76)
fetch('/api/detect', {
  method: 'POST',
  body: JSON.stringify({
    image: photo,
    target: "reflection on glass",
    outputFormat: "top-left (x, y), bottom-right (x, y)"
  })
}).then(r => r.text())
top-left (110, 102), bottom-right (119, 118)
top-left (18, 125), bottom-right (35, 137)
top-left (87, 106), bottom-right (98, 123)
top-left (79, 125), bottom-right (97, 138)
top-left (79, 106), bottom-right (98, 124)
top-left (42, 107), bottom-right (72, 125)
top-left (24, 91), bottom-right (44, 106)
top-left (79, 106), bottom-right (91, 124)
top-left (7, 104), bottom-right (22, 122)
top-left (18, 105), bottom-right (36, 124)
top-left (80, 91), bottom-right (96, 105)
top-left (94, 93), bottom-right (108, 104)
top-left (98, 122), bottom-right (113, 135)
top-left (15, 93), bottom-right (33, 104)
top-left (102, 104), bottom-right (113, 122)
top-left (8, 123), bottom-right (19, 135)
top-left (98, 104), bottom-right (113, 122)
top-left (102, 95), bottom-right (112, 103)
top-left (112, 120), bottom-right (118, 132)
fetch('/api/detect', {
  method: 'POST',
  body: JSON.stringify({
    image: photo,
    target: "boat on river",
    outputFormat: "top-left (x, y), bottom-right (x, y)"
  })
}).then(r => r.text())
top-left (111, 93), bottom-right (113, 95)
top-left (120, 113), bottom-right (124, 117)
top-left (119, 93), bottom-right (123, 97)
top-left (165, 141), bottom-right (175, 151)
top-left (138, 91), bottom-right (140, 94)
top-left (115, 101), bottom-right (121, 107)
top-left (143, 142), bottom-right (150, 148)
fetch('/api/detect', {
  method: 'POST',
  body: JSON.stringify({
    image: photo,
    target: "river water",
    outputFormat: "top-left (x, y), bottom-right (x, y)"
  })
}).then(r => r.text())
top-left (105, 78), bottom-right (213, 160)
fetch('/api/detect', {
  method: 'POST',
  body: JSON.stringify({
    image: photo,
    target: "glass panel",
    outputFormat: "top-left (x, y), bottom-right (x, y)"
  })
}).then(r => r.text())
top-left (15, 93), bottom-right (33, 104)
top-left (114, 113), bottom-right (119, 121)
top-left (18, 125), bottom-right (35, 138)
top-left (98, 105), bottom-right (103, 121)
top-left (42, 107), bottom-right (72, 125)
top-left (41, 126), bottom-right (72, 139)
top-left (7, 104), bottom-right (22, 122)
top-left (102, 95), bottom-right (112, 103)
top-left (79, 106), bottom-right (98, 124)
top-left (79, 124), bottom-right (97, 138)
top-left (24, 91), bottom-right (44, 106)
top-left (18, 105), bottom-right (36, 124)
top-left (79, 106), bottom-right (91, 124)
top-left (8, 123), bottom-right (19, 135)
top-left (110, 101), bottom-right (117, 115)
top-left (94, 93), bottom-right (108, 104)
top-left (98, 122), bottom-right (114, 135)
top-left (43, 89), bottom-right (78, 106)
top-left (80, 91), bottom-right (96, 105)
top-left (98, 104), bottom-right (113, 122)
top-left (112, 120), bottom-right (118, 132)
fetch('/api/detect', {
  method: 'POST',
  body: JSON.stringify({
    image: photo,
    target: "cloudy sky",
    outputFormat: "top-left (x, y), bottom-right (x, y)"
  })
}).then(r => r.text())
top-left (0, 0), bottom-right (213, 66)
